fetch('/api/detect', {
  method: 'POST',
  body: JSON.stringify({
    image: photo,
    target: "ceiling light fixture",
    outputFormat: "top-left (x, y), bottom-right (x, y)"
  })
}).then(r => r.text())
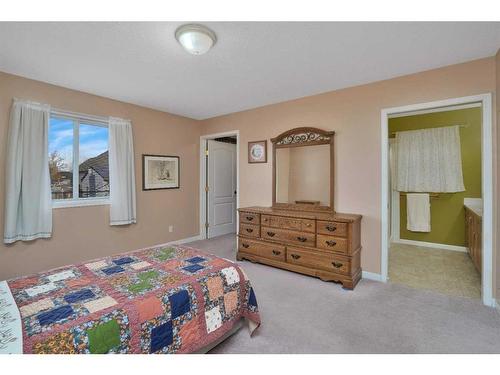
top-left (175, 24), bottom-right (217, 55)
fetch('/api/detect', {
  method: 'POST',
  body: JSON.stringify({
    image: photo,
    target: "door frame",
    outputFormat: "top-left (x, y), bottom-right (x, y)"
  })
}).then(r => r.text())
top-left (199, 130), bottom-right (240, 239)
top-left (380, 93), bottom-right (494, 307)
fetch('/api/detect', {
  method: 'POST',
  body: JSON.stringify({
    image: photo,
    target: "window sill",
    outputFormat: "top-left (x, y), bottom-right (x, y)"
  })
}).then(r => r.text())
top-left (52, 198), bottom-right (110, 209)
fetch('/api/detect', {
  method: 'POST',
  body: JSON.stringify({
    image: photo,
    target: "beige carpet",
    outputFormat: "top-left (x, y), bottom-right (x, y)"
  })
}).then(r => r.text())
top-left (187, 234), bottom-right (500, 353)
top-left (389, 243), bottom-right (481, 299)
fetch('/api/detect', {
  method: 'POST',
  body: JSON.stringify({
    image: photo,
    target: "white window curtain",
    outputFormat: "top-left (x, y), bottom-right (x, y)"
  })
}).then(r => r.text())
top-left (109, 117), bottom-right (136, 225)
top-left (4, 99), bottom-right (52, 244)
top-left (394, 125), bottom-right (465, 193)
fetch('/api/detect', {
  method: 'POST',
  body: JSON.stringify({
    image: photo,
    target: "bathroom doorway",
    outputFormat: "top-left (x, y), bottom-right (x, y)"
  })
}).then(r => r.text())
top-left (381, 94), bottom-right (494, 306)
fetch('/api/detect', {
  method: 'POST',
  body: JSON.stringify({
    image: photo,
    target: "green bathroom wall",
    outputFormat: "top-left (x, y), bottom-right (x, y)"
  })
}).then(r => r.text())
top-left (389, 107), bottom-right (482, 247)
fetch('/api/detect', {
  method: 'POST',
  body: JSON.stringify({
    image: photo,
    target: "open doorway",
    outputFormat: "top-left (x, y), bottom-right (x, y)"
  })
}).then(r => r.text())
top-left (199, 131), bottom-right (239, 240)
top-left (381, 94), bottom-right (494, 307)
top-left (388, 104), bottom-right (482, 300)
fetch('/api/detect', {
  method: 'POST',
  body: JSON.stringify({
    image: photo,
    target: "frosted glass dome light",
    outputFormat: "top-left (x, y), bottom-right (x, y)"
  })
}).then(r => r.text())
top-left (175, 24), bottom-right (217, 55)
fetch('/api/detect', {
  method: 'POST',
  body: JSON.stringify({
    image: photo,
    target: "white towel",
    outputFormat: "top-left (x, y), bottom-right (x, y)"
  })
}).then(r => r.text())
top-left (406, 193), bottom-right (431, 232)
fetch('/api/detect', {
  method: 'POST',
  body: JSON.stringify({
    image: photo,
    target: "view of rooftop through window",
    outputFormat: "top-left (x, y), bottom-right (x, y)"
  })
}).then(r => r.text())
top-left (49, 116), bottom-right (109, 200)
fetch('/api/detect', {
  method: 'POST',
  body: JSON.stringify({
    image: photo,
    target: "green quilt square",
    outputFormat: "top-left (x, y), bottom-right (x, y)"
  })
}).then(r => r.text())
top-left (127, 280), bottom-right (152, 294)
top-left (87, 319), bottom-right (121, 354)
top-left (138, 270), bottom-right (159, 281)
top-left (156, 247), bottom-right (175, 261)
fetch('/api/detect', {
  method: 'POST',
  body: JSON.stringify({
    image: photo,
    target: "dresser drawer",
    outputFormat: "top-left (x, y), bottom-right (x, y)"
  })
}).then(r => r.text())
top-left (278, 217), bottom-right (316, 233)
top-left (317, 220), bottom-right (348, 237)
top-left (261, 215), bottom-right (316, 233)
top-left (286, 246), bottom-right (351, 275)
top-left (300, 219), bottom-right (316, 233)
top-left (238, 238), bottom-right (286, 262)
top-left (261, 214), bottom-right (278, 227)
top-left (262, 226), bottom-right (315, 247)
top-left (277, 217), bottom-right (302, 231)
top-left (316, 234), bottom-right (348, 254)
top-left (239, 212), bottom-right (260, 225)
top-left (239, 223), bottom-right (260, 238)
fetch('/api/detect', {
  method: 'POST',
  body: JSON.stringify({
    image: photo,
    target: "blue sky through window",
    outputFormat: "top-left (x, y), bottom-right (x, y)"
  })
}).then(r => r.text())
top-left (49, 117), bottom-right (73, 171)
top-left (49, 117), bottom-right (109, 168)
top-left (79, 123), bottom-right (109, 163)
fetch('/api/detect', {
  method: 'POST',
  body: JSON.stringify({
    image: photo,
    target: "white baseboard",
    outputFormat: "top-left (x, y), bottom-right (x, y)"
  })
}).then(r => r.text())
top-left (167, 234), bottom-right (203, 245)
top-left (362, 271), bottom-right (383, 282)
top-left (392, 239), bottom-right (467, 253)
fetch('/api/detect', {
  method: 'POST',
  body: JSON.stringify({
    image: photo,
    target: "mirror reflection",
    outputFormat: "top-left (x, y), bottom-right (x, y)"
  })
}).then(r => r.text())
top-left (275, 144), bottom-right (330, 207)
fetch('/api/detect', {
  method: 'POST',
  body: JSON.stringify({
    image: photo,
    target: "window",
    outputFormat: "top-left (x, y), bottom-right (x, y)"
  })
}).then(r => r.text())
top-left (49, 112), bottom-right (109, 207)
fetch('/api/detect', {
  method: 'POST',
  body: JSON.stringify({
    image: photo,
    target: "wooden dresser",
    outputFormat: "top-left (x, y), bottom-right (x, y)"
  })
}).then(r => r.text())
top-left (237, 207), bottom-right (362, 289)
top-left (238, 127), bottom-right (363, 289)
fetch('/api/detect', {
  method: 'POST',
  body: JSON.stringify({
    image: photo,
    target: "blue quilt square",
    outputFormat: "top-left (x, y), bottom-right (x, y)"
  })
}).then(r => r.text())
top-left (169, 290), bottom-right (190, 319)
top-left (248, 288), bottom-right (258, 308)
top-left (185, 256), bottom-right (206, 264)
top-left (101, 265), bottom-right (125, 275)
top-left (150, 321), bottom-right (173, 353)
top-left (182, 264), bottom-right (204, 273)
top-left (63, 288), bottom-right (95, 304)
top-left (37, 305), bottom-right (74, 326)
top-left (113, 257), bottom-right (135, 266)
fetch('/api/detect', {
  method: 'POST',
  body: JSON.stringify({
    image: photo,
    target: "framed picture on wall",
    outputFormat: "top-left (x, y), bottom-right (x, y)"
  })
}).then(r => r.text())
top-left (142, 154), bottom-right (180, 190)
top-left (248, 140), bottom-right (267, 163)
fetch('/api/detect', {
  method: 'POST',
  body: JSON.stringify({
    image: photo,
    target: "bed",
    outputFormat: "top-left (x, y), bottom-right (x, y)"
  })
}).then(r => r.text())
top-left (0, 243), bottom-right (260, 354)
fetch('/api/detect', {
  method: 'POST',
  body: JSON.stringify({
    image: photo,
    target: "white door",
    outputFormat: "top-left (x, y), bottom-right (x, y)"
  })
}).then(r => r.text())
top-left (207, 140), bottom-right (237, 238)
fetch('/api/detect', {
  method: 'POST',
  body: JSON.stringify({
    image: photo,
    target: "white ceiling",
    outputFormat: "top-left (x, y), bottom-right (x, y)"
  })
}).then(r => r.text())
top-left (0, 22), bottom-right (499, 120)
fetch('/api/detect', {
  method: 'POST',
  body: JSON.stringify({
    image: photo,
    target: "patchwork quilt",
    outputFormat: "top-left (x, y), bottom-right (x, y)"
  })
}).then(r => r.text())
top-left (0, 244), bottom-right (260, 354)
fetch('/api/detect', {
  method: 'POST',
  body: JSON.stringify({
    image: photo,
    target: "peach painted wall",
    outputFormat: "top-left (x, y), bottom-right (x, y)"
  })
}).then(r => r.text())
top-left (0, 71), bottom-right (202, 280)
top-left (201, 57), bottom-right (497, 280)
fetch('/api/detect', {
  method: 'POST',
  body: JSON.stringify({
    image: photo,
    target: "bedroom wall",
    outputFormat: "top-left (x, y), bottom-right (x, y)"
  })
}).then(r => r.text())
top-left (200, 57), bottom-right (497, 284)
top-left (0, 71), bottom-right (202, 280)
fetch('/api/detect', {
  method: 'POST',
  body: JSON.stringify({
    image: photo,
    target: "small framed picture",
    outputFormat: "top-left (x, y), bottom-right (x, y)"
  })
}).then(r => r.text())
top-left (248, 140), bottom-right (267, 163)
top-left (142, 154), bottom-right (180, 190)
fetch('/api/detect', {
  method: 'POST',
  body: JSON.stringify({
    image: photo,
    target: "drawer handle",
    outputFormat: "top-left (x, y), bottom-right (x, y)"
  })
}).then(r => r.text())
top-left (291, 254), bottom-right (301, 260)
top-left (297, 236), bottom-right (307, 242)
top-left (332, 261), bottom-right (343, 268)
top-left (267, 231), bottom-right (276, 237)
top-left (326, 240), bottom-right (337, 247)
top-left (242, 243), bottom-right (249, 249)
top-left (246, 216), bottom-right (254, 221)
top-left (263, 217), bottom-right (268, 222)
top-left (272, 250), bottom-right (281, 256)
top-left (326, 225), bottom-right (337, 232)
top-left (305, 223), bottom-right (312, 227)
top-left (245, 228), bottom-right (254, 233)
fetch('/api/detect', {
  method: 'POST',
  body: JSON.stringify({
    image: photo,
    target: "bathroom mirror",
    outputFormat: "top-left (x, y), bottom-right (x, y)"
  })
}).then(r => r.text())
top-left (271, 127), bottom-right (335, 212)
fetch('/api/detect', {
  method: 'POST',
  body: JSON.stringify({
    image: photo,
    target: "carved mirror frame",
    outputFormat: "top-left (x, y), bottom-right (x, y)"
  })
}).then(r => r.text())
top-left (271, 127), bottom-right (335, 212)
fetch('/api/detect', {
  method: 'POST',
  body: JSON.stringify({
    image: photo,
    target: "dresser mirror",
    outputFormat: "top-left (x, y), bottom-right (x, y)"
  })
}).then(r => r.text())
top-left (271, 127), bottom-right (335, 212)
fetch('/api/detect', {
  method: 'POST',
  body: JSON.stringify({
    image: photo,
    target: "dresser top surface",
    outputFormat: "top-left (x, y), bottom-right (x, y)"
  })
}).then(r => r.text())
top-left (239, 206), bottom-right (362, 222)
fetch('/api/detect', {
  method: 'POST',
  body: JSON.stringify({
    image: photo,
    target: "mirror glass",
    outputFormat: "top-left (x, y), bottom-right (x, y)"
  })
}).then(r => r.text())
top-left (275, 144), bottom-right (330, 207)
